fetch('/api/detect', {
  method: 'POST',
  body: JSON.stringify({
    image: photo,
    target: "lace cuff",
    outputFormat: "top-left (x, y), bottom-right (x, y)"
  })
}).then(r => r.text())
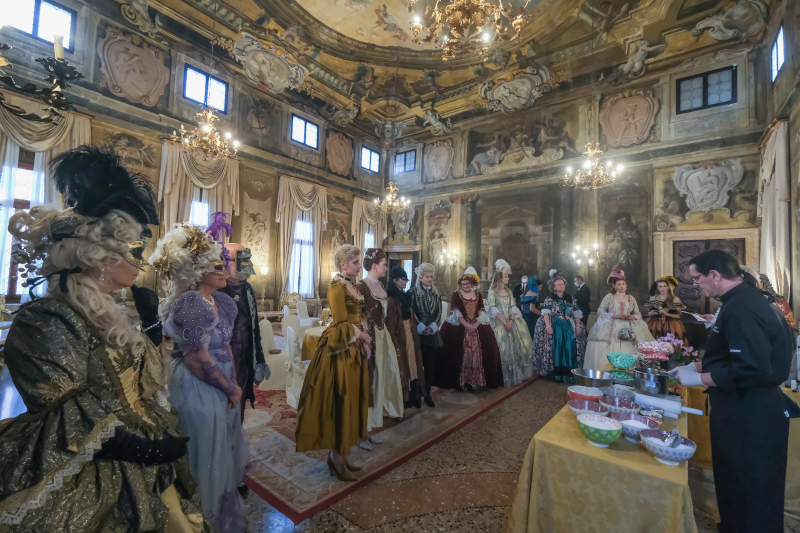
top-left (509, 305), bottom-right (522, 319)
top-left (477, 310), bottom-right (490, 325)
top-left (446, 309), bottom-right (463, 326)
top-left (488, 307), bottom-right (502, 319)
top-left (428, 322), bottom-right (439, 334)
top-left (351, 325), bottom-right (362, 344)
top-left (541, 308), bottom-right (551, 315)
top-left (573, 310), bottom-right (583, 319)
top-left (596, 311), bottom-right (613, 325)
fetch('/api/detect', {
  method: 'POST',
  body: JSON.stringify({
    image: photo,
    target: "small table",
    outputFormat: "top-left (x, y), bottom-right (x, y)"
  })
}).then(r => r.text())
top-left (257, 311), bottom-right (284, 323)
top-left (301, 326), bottom-right (327, 361)
top-left (507, 404), bottom-right (697, 533)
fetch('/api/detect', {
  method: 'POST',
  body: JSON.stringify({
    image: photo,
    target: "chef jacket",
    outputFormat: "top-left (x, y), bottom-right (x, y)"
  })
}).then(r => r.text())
top-left (704, 282), bottom-right (795, 396)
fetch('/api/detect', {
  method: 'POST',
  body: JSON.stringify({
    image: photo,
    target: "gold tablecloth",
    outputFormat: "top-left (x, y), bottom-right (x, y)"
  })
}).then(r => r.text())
top-left (300, 326), bottom-right (327, 361)
top-left (683, 385), bottom-right (800, 522)
top-left (507, 404), bottom-right (697, 533)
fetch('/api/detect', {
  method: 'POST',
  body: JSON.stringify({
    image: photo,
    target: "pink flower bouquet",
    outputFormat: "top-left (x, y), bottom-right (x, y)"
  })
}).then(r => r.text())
top-left (657, 333), bottom-right (699, 364)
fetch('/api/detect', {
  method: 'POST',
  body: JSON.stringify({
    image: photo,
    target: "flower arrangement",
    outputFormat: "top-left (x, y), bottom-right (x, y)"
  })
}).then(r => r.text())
top-left (636, 341), bottom-right (673, 361)
top-left (657, 333), bottom-right (699, 365)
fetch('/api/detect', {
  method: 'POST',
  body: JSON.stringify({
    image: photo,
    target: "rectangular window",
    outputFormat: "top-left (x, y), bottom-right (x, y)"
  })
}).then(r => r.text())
top-left (361, 146), bottom-right (380, 173)
top-left (8, 0), bottom-right (76, 52)
top-left (402, 259), bottom-right (413, 291)
top-left (364, 224), bottom-right (375, 251)
top-left (286, 211), bottom-right (315, 298)
top-left (290, 115), bottom-right (319, 149)
top-left (394, 149), bottom-right (416, 175)
top-left (676, 66), bottom-right (737, 114)
top-left (189, 200), bottom-right (209, 227)
top-left (772, 26), bottom-right (785, 82)
top-left (183, 65), bottom-right (229, 113)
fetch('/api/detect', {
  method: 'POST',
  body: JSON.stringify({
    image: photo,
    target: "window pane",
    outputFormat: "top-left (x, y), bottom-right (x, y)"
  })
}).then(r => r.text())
top-left (305, 121), bottom-right (318, 148)
top-left (405, 150), bottom-right (415, 172)
top-left (184, 68), bottom-right (208, 105)
top-left (394, 153), bottom-right (404, 175)
top-left (206, 77), bottom-right (227, 112)
top-left (291, 116), bottom-right (306, 144)
top-left (9, 0), bottom-right (35, 35)
top-left (189, 201), bottom-right (209, 227)
top-left (288, 216), bottom-right (315, 298)
top-left (402, 260), bottom-right (413, 291)
top-left (13, 168), bottom-right (34, 201)
top-left (39, 1), bottom-right (73, 49)
top-left (364, 225), bottom-right (375, 251)
top-left (370, 151), bottom-right (380, 172)
top-left (361, 147), bottom-right (371, 169)
top-left (777, 28), bottom-right (785, 69)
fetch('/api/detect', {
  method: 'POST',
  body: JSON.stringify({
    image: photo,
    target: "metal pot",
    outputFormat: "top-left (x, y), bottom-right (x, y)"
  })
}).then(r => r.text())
top-left (571, 369), bottom-right (615, 388)
top-left (633, 367), bottom-right (670, 398)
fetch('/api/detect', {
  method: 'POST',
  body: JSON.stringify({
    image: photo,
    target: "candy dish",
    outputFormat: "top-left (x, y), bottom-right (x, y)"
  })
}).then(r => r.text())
top-left (567, 386), bottom-right (603, 402)
top-left (611, 413), bottom-right (660, 442)
top-left (576, 414), bottom-right (622, 448)
top-left (639, 429), bottom-right (697, 465)
top-left (606, 352), bottom-right (638, 370)
top-left (567, 400), bottom-right (609, 417)
top-left (599, 396), bottom-right (640, 415)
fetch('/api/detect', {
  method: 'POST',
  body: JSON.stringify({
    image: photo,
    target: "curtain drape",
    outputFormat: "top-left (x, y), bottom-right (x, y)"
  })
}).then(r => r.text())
top-left (0, 94), bottom-right (90, 301)
top-left (158, 141), bottom-right (240, 230)
top-left (758, 121), bottom-right (790, 298)
top-left (275, 176), bottom-right (327, 300)
top-left (351, 195), bottom-right (386, 259)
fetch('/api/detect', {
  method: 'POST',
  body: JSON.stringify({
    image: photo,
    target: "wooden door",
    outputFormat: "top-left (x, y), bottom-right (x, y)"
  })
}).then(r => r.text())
top-left (672, 238), bottom-right (746, 313)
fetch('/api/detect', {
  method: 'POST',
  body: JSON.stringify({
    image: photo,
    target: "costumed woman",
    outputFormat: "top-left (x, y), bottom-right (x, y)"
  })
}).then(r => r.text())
top-left (643, 276), bottom-right (686, 340)
top-left (154, 223), bottom-right (249, 532)
top-left (488, 260), bottom-right (533, 387)
top-left (532, 276), bottom-right (587, 382)
top-left (583, 269), bottom-right (653, 372)
top-left (0, 146), bottom-right (208, 532)
top-left (435, 267), bottom-right (504, 391)
top-left (386, 265), bottom-right (426, 409)
top-left (357, 248), bottom-right (403, 449)
top-left (295, 245), bottom-right (371, 481)
top-left (206, 213), bottom-right (270, 422)
top-left (408, 262), bottom-right (443, 407)
top-left (520, 276), bottom-right (543, 338)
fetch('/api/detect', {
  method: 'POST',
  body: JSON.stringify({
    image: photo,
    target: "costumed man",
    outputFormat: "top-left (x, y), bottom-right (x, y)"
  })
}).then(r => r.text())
top-left (207, 213), bottom-right (271, 423)
top-left (573, 275), bottom-right (591, 328)
top-left (671, 250), bottom-right (800, 533)
top-left (386, 265), bottom-right (426, 409)
top-left (408, 262), bottom-right (442, 407)
top-left (512, 275), bottom-right (529, 308)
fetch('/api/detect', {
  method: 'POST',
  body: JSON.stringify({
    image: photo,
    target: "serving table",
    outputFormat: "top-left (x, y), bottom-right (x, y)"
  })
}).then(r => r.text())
top-left (300, 326), bottom-right (327, 361)
top-left (507, 400), bottom-right (697, 532)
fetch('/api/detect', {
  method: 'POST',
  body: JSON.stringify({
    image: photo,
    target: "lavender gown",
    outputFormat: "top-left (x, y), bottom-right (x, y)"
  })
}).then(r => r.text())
top-left (166, 291), bottom-right (249, 533)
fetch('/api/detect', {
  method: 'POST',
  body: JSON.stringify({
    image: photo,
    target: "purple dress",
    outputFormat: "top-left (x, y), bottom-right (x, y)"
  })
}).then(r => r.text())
top-left (166, 291), bottom-right (249, 533)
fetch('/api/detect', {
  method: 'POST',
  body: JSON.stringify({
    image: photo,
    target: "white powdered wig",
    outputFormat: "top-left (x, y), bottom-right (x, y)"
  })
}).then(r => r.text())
top-left (152, 223), bottom-right (224, 321)
top-left (414, 262), bottom-right (439, 295)
top-left (8, 206), bottom-right (146, 354)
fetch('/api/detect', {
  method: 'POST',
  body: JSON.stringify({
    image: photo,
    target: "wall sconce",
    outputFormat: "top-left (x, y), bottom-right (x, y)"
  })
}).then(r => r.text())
top-left (572, 243), bottom-right (600, 269)
top-left (439, 248), bottom-right (458, 269)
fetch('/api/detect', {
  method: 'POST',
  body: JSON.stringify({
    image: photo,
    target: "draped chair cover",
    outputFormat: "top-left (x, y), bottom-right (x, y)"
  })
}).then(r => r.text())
top-left (275, 175), bottom-right (327, 300)
top-left (158, 141), bottom-right (240, 230)
top-left (351, 196), bottom-right (387, 275)
top-left (0, 93), bottom-right (90, 300)
top-left (758, 121), bottom-right (790, 297)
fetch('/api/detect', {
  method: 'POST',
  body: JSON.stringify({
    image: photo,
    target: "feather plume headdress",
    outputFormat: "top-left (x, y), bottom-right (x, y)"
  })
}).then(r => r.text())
top-left (656, 275), bottom-right (679, 289)
top-left (495, 259), bottom-right (511, 275)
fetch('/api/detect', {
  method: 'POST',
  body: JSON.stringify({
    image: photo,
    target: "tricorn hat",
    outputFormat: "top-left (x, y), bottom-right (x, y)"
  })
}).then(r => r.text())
top-left (389, 264), bottom-right (409, 281)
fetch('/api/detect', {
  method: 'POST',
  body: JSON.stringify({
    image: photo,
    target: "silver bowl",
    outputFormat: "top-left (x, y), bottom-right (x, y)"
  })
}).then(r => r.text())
top-left (633, 367), bottom-right (670, 398)
top-left (572, 369), bottom-right (615, 388)
top-left (600, 386), bottom-right (636, 402)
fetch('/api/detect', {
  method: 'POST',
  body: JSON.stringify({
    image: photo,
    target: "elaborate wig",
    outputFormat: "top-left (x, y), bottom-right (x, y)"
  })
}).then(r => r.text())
top-left (414, 262), bottom-right (439, 295)
top-left (9, 146), bottom-right (158, 355)
top-left (490, 259), bottom-right (511, 290)
top-left (363, 247), bottom-right (386, 272)
top-left (152, 224), bottom-right (224, 321)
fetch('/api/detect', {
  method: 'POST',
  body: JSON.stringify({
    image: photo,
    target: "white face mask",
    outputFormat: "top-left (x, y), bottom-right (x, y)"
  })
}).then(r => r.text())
top-left (575, 282), bottom-right (580, 287)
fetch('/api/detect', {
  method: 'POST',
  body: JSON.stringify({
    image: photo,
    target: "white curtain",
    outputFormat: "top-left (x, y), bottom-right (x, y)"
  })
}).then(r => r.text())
top-left (286, 209), bottom-right (315, 298)
top-left (351, 196), bottom-right (386, 257)
top-left (0, 94), bottom-right (90, 301)
top-left (158, 141), bottom-right (240, 230)
top-left (275, 176), bottom-right (327, 300)
top-left (758, 121), bottom-right (790, 297)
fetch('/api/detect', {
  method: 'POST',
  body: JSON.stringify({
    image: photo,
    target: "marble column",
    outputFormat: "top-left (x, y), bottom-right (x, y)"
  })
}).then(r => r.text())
top-left (465, 196), bottom-right (481, 272)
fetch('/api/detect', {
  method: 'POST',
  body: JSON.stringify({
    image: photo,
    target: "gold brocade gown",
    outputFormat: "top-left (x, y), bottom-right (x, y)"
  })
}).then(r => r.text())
top-left (295, 279), bottom-right (370, 457)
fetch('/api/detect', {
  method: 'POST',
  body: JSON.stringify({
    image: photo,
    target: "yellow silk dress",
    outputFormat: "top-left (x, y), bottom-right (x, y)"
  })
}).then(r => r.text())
top-left (295, 279), bottom-right (370, 456)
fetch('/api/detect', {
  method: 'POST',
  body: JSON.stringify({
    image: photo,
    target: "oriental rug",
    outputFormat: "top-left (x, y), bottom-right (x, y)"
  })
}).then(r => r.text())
top-left (242, 379), bottom-right (537, 524)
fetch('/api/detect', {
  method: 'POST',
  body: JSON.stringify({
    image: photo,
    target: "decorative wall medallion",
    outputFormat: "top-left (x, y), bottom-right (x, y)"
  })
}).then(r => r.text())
top-left (326, 131), bottom-right (354, 177)
top-left (478, 67), bottom-right (552, 114)
top-left (97, 26), bottom-right (169, 107)
top-left (423, 139), bottom-right (454, 183)
top-left (692, 0), bottom-right (768, 43)
top-left (423, 109), bottom-right (456, 136)
top-left (673, 159), bottom-right (744, 212)
top-left (391, 206), bottom-right (414, 236)
top-left (600, 89), bottom-right (660, 148)
top-left (233, 33), bottom-right (307, 93)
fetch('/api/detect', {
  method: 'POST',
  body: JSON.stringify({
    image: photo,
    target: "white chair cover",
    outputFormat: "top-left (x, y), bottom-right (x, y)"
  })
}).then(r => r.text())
top-left (259, 319), bottom-right (277, 352)
top-left (296, 300), bottom-right (310, 319)
top-left (440, 301), bottom-right (450, 327)
top-left (281, 314), bottom-right (301, 338)
top-left (283, 305), bottom-right (291, 317)
top-left (258, 320), bottom-right (290, 392)
top-left (285, 327), bottom-right (310, 409)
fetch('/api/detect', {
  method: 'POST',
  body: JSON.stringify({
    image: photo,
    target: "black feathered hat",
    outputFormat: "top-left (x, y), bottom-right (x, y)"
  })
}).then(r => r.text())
top-left (389, 265), bottom-right (408, 281)
top-left (51, 145), bottom-right (159, 232)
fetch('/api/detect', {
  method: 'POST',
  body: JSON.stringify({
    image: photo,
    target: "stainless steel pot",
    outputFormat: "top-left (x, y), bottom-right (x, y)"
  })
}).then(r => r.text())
top-left (633, 367), bottom-right (670, 398)
top-left (571, 369), bottom-right (615, 388)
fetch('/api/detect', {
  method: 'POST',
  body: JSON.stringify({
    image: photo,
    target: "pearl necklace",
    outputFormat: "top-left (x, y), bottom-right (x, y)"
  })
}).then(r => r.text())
top-left (201, 294), bottom-right (215, 307)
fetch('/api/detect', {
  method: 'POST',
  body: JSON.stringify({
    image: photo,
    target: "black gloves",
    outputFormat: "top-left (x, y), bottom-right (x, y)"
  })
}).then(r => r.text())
top-left (94, 427), bottom-right (189, 465)
top-left (130, 284), bottom-right (162, 346)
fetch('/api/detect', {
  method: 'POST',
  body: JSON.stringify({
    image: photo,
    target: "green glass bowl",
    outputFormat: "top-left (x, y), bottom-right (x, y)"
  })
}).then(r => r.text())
top-left (576, 414), bottom-right (623, 448)
top-left (607, 352), bottom-right (638, 370)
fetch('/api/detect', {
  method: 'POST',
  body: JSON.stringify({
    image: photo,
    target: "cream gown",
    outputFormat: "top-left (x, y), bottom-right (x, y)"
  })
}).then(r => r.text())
top-left (368, 297), bottom-right (404, 430)
top-left (488, 289), bottom-right (533, 387)
top-left (583, 293), bottom-right (653, 371)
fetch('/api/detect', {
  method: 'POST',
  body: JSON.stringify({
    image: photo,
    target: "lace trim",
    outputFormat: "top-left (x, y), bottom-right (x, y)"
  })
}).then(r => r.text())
top-left (0, 414), bottom-right (124, 525)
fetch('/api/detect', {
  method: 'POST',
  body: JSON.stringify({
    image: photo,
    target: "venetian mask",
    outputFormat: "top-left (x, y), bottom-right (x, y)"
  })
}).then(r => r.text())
top-left (236, 248), bottom-right (255, 275)
top-left (125, 240), bottom-right (149, 269)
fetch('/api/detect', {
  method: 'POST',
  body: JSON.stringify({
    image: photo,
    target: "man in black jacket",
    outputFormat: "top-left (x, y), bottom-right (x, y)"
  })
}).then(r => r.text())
top-left (574, 276), bottom-right (590, 327)
top-left (671, 250), bottom-right (800, 533)
top-left (512, 275), bottom-right (529, 308)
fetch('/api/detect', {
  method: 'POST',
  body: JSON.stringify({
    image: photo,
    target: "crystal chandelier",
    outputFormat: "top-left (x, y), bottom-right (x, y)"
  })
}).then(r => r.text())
top-left (563, 143), bottom-right (623, 190)
top-left (171, 107), bottom-right (239, 160)
top-left (408, 0), bottom-right (531, 61)
top-left (374, 182), bottom-right (411, 214)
